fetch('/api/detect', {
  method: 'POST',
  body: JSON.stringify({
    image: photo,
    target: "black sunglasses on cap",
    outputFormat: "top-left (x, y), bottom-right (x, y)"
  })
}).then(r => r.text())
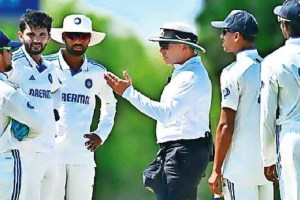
top-left (64, 32), bottom-right (91, 40)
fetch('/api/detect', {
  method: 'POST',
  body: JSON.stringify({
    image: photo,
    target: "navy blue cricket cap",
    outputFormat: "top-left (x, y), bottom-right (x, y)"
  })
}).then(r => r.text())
top-left (0, 31), bottom-right (22, 49)
top-left (274, 0), bottom-right (300, 22)
top-left (211, 10), bottom-right (258, 36)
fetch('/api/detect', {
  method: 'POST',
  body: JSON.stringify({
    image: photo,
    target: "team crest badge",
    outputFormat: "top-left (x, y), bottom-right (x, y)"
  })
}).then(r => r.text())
top-left (222, 87), bottom-right (230, 99)
top-left (48, 73), bottom-right (53, 84)
top-left (85, 79), bottom-right (93, 89)
top-left (74, 17), bottom-right (81, 25)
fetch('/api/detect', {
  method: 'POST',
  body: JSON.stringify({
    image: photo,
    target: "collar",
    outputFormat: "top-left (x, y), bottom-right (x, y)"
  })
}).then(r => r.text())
top-left (236, 48), bottom-right (259, 61)
top-left (173, 56), bottom-right (200, 71)
top-left (286, 37), bottom-right (300, 45)
top-left (171, 56), bottom-right (201, 79)
top-left (0, 72), bottom-right (7, 80)
top-left (58, 48), bottom-right (88, 72)
top-left (20, 45), bottom-right (47, 73)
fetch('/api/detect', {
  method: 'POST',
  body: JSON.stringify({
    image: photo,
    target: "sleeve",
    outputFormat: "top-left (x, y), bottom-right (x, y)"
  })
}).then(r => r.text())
top-left (2, 89), bottom-right (44, 137)
top-left (94, 74), bottom-right (117, 143)
top-left (122, 72), bottom-right (205, 124)
top-left (51, 68), bottom-right (62, 111)
top-left (51, 67), bottom-right (61, 93)
top-left (220, 69), bottom-right (240, 111)
top-left (260, 60), bottom-right (278, 167)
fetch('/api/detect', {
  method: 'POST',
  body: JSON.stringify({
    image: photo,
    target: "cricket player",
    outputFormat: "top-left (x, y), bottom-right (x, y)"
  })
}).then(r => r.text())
top-left (7, 9), bottom-right (60, 200)
top-left (0, 30), bottom-right (46, 200)
top-left (209, 10), bottom-right (273, 200)
top-left (45, 14), bottom-right (117, 200)
top-left (260, 1), bottom-right (300, 199)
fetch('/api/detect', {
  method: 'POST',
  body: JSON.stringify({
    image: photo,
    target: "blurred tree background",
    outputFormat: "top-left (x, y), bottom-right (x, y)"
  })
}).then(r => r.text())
top-left (1, 0), bottom-right (286, 199)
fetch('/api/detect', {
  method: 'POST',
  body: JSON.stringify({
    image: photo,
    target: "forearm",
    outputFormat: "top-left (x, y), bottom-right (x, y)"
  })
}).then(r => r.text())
top-left (260, 73), bottom-right (278, 166)
top-left (95, 104), bottom-right (116, 143)
top-left (213, 123), bottom-right (233, 174)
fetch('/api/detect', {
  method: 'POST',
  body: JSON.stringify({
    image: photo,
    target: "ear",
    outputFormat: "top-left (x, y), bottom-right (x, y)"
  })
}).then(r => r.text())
top-left (47, 33), bottom-right (51, 43)
top-left (234, 32), bottom-right (241, 42)
top-left (181, 44), bottom-right (189, 51)
top-left (282, 21), bottom-right (289, 33)
top-left (17, 31), bottom-right (23, 42)
top-left (62, 33), bottom-right (66, 42)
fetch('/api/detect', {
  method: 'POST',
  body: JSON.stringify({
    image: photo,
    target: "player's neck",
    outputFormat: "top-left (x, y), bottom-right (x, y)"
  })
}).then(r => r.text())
top-left (62, 49), bottom-right (84, 71)
top-left (30, 54), bottom-right (42, 65)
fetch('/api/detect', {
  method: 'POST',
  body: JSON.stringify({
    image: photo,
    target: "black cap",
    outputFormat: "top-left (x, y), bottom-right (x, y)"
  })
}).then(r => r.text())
top-left (0, 31), bottom-right (22, 49)
top-left (274, 0), bottom-right (300, 22)
top-left (211, 10), bottom-right (258, 36)
top-left (148, 22), bottom-right (206, 53)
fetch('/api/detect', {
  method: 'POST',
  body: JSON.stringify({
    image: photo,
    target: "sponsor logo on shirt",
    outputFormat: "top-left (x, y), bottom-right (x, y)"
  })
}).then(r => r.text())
top-left (62, 93), bottom-right (90, 104)
top-left (28, 89), bottom-right (51, 99)
top-left (27, 102), bottom-right (35, 109)
top-left (222, 87), bottom-right (230, 99)
top-left (29, 75), bottom-right (36, 80)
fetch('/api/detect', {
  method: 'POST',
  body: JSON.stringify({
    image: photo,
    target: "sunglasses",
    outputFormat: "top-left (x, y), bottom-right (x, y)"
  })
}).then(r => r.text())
top-left (277, 16), bottom-right (290, 23)
top-left (64, 32), bottom-right (91, 40)
top-left (222, 29), bottom-right (236, 35)
top-left (159, 41), bottom-right (171, 50)
top-left (0, 47), bottom-right (12, 54)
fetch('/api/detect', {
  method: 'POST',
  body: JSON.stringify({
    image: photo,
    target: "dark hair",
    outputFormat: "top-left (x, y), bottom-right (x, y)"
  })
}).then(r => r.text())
top-left (288, 21), bottom-right (300, 36)
top-left (19, 9), bottom-right (52, 33)
top-left (240, 33), bottom-right (256, 43)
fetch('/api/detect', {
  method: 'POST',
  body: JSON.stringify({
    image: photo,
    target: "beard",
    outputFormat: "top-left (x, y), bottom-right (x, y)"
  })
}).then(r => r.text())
top-left (4, 63), bottom-right (12, 72)
top-left (66, 44), bottom-right (87, 56)
top-left (24, 42), bottom-right (47, 55)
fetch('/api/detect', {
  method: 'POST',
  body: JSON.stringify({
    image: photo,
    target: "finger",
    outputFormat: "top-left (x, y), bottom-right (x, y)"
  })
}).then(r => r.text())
top-left (104, 74), bottom-right (110, 81)
top-left (123, 70), bottom-right (132, 84)
top-left (107, 73), bottom-right (120, 82)
top-left (87, 144), bottom-right (94, 151)
top-left (266, 174), bottom-right (278, 182)
top-left (104, 74), bottom-right (115, 84)
top-left (84, 134), bottom-right (91, 138)
top-left (209, 184), bottom-right (220, 194)
top-left (88, 143), bottom-right (97, 151)
top-left (105, 77), bottom-right (119, 90)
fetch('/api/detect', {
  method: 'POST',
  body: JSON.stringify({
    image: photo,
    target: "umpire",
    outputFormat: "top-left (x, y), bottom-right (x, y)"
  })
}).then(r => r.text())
top-left (105, 22), bottom-right (212, 200)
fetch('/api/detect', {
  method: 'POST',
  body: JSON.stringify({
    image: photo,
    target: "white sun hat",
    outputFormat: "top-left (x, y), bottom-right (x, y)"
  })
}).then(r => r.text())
top-left (148, 22), bottom-right (206, 53)
top-left (51, 14), bottom-right (106, 46)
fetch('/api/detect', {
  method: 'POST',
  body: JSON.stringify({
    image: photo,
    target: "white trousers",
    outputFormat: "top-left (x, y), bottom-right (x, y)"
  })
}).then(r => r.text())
top-left (277, 127), bottom-right (300, 200)
top-left (223, 178), bottom-right (273, 200)
top-left (54, 164), bottom-right (95, 200)
top-left (0, 150), bottom-right (21, 200)
top-left (19, 151), bottom-right (58, 200)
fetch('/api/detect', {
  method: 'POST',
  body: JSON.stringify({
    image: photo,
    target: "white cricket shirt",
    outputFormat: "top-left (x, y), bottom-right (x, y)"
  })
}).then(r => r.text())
top-left (221, 49), bottom-right (269, 185)
top-left (122, 56), bottom-right (211, 143)
top-left (0, 72), bottom-right (44, 153)
top-left (45, 49), bottom-right (117, 166)
top-left (260, 37), bottom-right (300, 167)
top-left (8, 46), bottom-right (60, 153)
